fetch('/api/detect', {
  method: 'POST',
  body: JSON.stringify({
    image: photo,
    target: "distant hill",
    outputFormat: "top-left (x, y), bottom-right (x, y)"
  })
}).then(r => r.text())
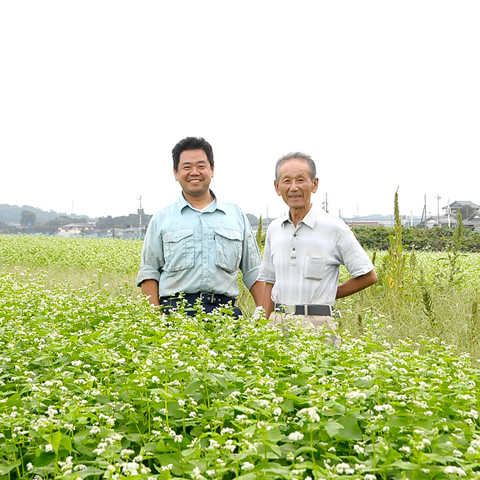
top-left (0, 204), bottom-right (92, 223)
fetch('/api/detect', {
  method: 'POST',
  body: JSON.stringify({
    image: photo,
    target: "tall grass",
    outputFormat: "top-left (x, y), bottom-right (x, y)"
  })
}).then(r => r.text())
top-left (1, 228), bottom-right (480, 358)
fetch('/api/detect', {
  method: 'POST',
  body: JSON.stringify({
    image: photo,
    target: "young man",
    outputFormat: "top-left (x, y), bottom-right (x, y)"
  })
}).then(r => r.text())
top-left (137, 136), bottom-right (263, 316)
top-left (258, 152), bottom-right (377, 334)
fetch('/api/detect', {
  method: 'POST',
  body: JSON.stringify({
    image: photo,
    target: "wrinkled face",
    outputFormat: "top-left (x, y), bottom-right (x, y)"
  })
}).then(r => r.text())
top-left (274, 158), bottom-right (318, 211)
top-left (174, 149), bottom-right (214, 198)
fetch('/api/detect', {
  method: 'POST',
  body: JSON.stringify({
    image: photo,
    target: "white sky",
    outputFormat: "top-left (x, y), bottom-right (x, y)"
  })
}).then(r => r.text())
top-left (1, 1), bottom-right (479, 220)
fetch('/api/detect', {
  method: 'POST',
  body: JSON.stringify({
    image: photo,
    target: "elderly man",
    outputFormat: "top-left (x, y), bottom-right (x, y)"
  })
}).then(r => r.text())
top-left (137, 136), bottom-right (263, 316)
top-left (258, 152), bottom-right (377, 337)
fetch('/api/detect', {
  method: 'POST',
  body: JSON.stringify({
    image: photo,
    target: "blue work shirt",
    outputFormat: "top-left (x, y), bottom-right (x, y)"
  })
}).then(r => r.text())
top-left (136, 193), bottom-right (261, 298)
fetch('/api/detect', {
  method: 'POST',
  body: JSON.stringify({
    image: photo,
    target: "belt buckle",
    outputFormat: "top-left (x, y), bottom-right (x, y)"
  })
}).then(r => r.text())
top-left (200, 292), bottom-right (215, 303)
top-left (281, 304), bottom-right (296, 314)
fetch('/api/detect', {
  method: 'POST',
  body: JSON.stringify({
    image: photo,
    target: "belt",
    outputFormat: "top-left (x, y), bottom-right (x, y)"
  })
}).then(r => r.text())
top-left (160, 292), bottom-right (236, 306)
top-left (275, 304), bottom-right (333, 316)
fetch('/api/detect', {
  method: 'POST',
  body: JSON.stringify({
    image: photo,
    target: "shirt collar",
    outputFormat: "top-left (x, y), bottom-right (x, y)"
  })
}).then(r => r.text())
top-left (281, 205), bottom-right (319, 229)
top-left (177, 190), bottom-right (226, 214)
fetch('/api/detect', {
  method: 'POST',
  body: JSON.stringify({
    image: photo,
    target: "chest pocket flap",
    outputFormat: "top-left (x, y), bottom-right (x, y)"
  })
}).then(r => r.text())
top-left (163, 229), bottom-right (194, 272)
top-left (214, 228), bottom-right (242, 273)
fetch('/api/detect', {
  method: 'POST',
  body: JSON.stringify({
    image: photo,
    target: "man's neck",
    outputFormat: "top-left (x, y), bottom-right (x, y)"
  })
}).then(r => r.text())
top-left (183, 190), bottom-right (215, 210)
top-left (289, 204), bottom-right (312, 227)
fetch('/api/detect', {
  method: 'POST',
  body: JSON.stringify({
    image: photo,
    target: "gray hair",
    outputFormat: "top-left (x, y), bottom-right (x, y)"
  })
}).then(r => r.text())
top-left (275, 152), bottom-right (317, 182)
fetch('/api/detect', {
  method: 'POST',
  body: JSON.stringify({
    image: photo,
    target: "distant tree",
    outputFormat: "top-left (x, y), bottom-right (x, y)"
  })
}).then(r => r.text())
top-left (256, 216), bottom-right (265, 248)
top-left (96, 216), bottom-right (115, 229)
top-left (20, 210), bottom-right (36, 227)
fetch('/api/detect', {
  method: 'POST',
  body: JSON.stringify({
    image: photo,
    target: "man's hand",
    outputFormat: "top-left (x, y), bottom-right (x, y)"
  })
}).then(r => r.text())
top-left (141, 279), bottom-right (160, 306)
top-left (336, 269), bottom-right (378, 299)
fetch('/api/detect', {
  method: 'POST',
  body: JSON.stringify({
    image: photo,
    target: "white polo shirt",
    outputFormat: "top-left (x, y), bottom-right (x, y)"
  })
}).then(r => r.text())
top-left (258, 207), bottom-right (374, 306)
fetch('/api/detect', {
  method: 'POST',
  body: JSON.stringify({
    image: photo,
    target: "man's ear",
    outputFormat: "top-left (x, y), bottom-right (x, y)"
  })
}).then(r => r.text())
top-left (312, 177), bottom-right (319, 193)
top-left (274, 180), bottom-right (281, 196)
top-left (174, 169), bottom-right (179, 181)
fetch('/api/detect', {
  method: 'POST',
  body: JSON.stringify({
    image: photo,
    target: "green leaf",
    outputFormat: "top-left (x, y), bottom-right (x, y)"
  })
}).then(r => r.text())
top-left (184, 379), bottom-right (203, 395)
top-left (44, 430), bottom-right (62, 452)
top-left (325, 421), bottom-right (344, 438)
top-left (34, 451), bottom-right (56, 467)
top-left (294, 446), bottom-right (317, 456)
top-left (0, 460), bottom-right (21, 475)
top-left (335, 414), bottom-right (363, 440)
top-left (6, 393), bottom-right (22, 407)
top-left (68, 467), bottom-right (105, 478)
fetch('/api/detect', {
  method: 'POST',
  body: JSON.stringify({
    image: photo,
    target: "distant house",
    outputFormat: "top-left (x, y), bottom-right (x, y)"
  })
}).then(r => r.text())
top-left (419, 200), bottom-right (480, 230)
top-left (57, 223), bottom-right (95, 237)
top-left (442, 201), bottom-right (480, 231)
top-left (443, 200), bottom-right (480, 219)
top-left (465, 211), bottom-right (480, 231)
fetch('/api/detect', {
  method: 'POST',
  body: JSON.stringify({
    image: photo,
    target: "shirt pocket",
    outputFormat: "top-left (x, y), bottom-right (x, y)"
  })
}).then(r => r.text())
top-left (214, 228), bottom-right (242, 273)
top-left (303, 255), bottom-right (325, 280)
top-left (163, 229), bottom-right (194, 272)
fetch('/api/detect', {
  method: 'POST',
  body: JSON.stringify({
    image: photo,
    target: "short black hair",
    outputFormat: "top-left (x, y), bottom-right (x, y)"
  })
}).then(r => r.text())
top-left (172, 137), bottom-right (214, 171)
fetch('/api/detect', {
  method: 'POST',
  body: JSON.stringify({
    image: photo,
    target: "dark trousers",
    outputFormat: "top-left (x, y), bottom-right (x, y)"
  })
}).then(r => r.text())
top-left (159, 293), bottom-right (243, 318)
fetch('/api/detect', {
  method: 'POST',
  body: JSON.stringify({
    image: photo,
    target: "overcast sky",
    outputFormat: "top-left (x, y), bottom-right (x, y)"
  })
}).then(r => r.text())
top-left (1, 1), bottom-right (479, 221)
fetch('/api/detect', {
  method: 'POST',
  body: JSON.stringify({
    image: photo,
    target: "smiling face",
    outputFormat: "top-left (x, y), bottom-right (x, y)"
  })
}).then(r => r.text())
top-left (274, 157), bottom-right (318, 215)
top-left (174, 149), bottom-right (214, 201)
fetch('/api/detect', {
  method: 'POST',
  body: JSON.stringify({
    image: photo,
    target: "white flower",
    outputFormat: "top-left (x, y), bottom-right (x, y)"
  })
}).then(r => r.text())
top-left (336, 462), bottom-right (354, 474)
top-left (121, 449), bottom-right (135, 458)
top-left (354, 444), bottom-right (365, 455)
top-left (298, 406), bottom-right (320, 422)
top-left (374, 404), bottom-right (395, 414)
top-left (444, 466), bottom-right (466, 476)
top-left (345, 390), bottom-right (367, 401)
top-left (241, 462), bottom-right (254, 471)
top-left (288, 431), bottom-right (304, 441)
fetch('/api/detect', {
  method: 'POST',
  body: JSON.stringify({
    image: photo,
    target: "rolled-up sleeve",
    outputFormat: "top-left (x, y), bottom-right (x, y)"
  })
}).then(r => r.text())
top-left (257, 227), bottom-right (275, 284)
top-left (136, 216), bottom-right (164, 286)
top-left (239, 213), bottom-right (261, 290)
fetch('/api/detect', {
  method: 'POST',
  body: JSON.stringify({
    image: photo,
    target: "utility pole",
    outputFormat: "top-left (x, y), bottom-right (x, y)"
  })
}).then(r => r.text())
top-left (436, 195), bottom-right (441, 227)
top-left (447, 198), bottom-right (451, 228)
top-left (137, 196), bottom-right (144, 228)
top-left (322, 193), bottom-right (329, 213)
top-left (420, 194), bottom-right (427, 228)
